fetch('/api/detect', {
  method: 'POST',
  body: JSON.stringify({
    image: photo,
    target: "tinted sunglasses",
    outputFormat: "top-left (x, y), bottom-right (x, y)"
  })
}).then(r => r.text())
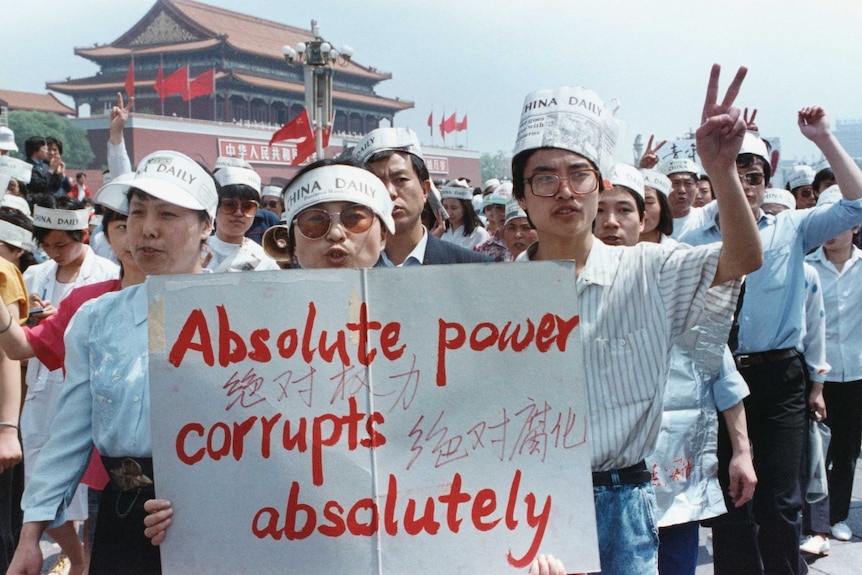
top-left (219, 199), bottom-right (259, 217)
top-left (294, 205), bottom-right (376, 239)
top-left (262, 200), bottom-right (281, 209)
top-left (738, 172), bottom-right (765, 186)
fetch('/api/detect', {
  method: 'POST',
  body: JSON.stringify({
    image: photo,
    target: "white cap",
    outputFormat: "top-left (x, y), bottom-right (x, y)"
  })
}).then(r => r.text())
top-left (659, 158), bottom-right (700, 178)
top-left (213, 156), bottom-right (253, 171)
top-left (640, 169), bottom-right (671, 197)
top-left (485, 181), bottom-right (513, 207)
top-left (0, 156), bottom-right (32, 184)
top-left (787, 165), bottom-right (815, 190)
top-left (481, 178), bottom-right (501, 194)
top-left (353, 127), bottom-right (424, 163)
top-left (213, 167), bottom-right (262, 196)
top-left (33, 206), bottom-right (90, 231)
top-left (262, 185), bottom-right (283, 198)
top-left (94, 151), bottom-right (218, 221)
top-left (0, 127), bottom-right (17, 152)
top-left (283, 164), bottom-right (394, 234)
top-left (739, 131), bottom-right (771, 171)
top-left (1, 194), bottom-right (32, 217)
top-left (816, 185), bottom-right (842, 207)
top-left (0, 219), bottom-right (34, 252)
top-left (607, 163), bottom-right (644, 199)
top-left (504, 196), bottom-right (528, 225)
top-left (513, 86), bottom-right (621, 175)
top-left (441, 179), bottom-right (473, 201)
top-left (762, 189), bottom-right (796, 211)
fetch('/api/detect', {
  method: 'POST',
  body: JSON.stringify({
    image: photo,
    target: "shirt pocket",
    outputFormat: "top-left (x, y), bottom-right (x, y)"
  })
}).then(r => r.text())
top-left (592, 327), bottom-right (661, 408)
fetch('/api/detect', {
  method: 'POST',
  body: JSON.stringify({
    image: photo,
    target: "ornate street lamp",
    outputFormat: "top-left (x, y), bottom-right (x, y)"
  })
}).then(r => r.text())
top-left (283, 21), bottom-right (353, 160)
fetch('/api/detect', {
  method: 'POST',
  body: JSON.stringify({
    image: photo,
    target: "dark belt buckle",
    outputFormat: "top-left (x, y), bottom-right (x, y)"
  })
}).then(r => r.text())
top-left (735, 354), bottom-right (752, 368)
top-left (110, 458), bottom-right (154, 492)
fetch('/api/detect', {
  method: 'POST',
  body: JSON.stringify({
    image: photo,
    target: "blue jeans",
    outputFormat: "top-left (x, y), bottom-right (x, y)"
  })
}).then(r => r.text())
top-left (594, 481), bottom-right (659, 575)
top-left (659, 522), bottom-right (699, 575)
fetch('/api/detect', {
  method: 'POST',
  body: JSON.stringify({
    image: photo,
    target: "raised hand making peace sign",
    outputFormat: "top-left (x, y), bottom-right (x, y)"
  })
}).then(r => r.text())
top-left (696, 64), bottom-right (748, 173)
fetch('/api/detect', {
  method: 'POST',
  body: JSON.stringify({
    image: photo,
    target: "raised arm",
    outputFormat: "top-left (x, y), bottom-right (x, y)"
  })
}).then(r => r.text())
top-left (108, 92), bottom-right (133, 177)
top-left (696, 64), bottom-right (762, 285)
top-left (799, 106), bottom-right (862, 201)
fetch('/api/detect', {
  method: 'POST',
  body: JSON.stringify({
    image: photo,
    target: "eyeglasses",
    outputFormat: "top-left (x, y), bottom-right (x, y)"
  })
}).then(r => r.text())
top-left (218, 199), bottom-right (259, 217)
top-left (738, 172), bottom-right (765, 186)
top-left (294, 205), bottom-right (376, 239)
top-left (524, 169), bottom-right (600, 197)
top-left (795, 186), bottom-right (814, 198)
top-left (262, 200), bottom-right (281, 209)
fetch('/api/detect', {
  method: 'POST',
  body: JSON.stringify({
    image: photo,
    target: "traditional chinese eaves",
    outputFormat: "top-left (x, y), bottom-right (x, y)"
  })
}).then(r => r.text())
top-left (0, 89), bottom-right (75, 115)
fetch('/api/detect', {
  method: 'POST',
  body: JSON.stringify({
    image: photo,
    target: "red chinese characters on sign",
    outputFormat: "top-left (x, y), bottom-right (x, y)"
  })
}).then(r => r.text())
top-left (218, 138), bottom-right (304, 166)
top-left (424, 155), bottom-right (449, 175)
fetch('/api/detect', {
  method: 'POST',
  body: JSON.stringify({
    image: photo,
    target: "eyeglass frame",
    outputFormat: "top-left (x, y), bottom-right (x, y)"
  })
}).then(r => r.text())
top-left (523, 168), bottom-right (601, 197)
top-left (292, 204), bottom-right (377, 240)
top-left (737, 171), bottom-right (765, 186)
top-left (218, 198), bottom-right (259, 217)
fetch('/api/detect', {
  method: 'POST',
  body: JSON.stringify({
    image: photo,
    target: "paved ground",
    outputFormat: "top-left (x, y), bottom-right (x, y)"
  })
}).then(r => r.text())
top-left (36, 457), bottom-right (862, 574)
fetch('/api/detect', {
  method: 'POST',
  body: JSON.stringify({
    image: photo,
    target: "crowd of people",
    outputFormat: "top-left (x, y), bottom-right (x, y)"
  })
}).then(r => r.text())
top-left (0, 61), bottom-right (860, 575)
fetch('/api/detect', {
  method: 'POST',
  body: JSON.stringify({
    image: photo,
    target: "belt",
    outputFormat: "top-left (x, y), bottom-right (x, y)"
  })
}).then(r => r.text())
top-left (733, 348), bottom-right (797, 369)
top-left (592, 461), bottom-right (650, 487)
top-left (101, 456), bottom-right (154, 492)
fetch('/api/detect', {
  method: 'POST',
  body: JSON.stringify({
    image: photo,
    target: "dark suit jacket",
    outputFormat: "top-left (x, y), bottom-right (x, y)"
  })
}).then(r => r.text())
top-left (423, 235), bottom-right (493, 265)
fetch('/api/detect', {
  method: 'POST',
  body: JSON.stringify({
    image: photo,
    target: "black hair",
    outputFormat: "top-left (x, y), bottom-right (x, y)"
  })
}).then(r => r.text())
top-left (813, 167), bottom-right (835, 194)
top-left (512, 148), bottom-right (603, 200)
top-left (0, 211), bottom-right (36, 271)
top-left (76, 172), bottom-right (86, 180)
top-left (444, 198), bottom-right (484, 236)
top-left (366, 150), bottom-right (430, 183)
top-left (126, 188), bottom-right (211, 225)
top-left (218, 184), bottom-right (260, 203)
top-left (45, 136), bottom-right (63, 155)
top-left (654, 189), bottom-right (674, 236)
top-left (100, 208), bottom-right (127, 243)
top-left (736, 153), bottom-right (771, 186)
top-left (604, 186), bottom-right (646, 220)
top-left (31, 194), bottom-right (86, 243)
top-left (24, 136), bottom-right (46, 159)
top-left (699, 175), bottom-right (715, 200)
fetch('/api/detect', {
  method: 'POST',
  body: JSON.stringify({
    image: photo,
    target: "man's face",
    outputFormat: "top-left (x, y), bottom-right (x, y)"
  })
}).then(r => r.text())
top-left (736, 164), bottom-right (766, 216)
top-left (47, 143), bottom-right (60, 161)
top-left (667, 173), bottom-right (698, 218)
top-left (595, 187), bottom-right (644, 247)
top-left (34, 145), bottom-right (48, 162)
top-left (367, 152), bottom-right (429, 236)
top-left (792, 185), bottom-right (816, 209)
top-left (261, 195), bottom-right (284, 216)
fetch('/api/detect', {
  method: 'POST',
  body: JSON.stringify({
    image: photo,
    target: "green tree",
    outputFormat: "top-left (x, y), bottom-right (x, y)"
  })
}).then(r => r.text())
top-left (480, 150), bottom-right (512, 182)
top-left (8, 111), bottom-right (95, 169)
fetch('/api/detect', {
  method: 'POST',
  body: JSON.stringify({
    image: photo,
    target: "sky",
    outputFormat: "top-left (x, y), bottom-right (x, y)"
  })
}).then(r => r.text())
top-left (3, 0), bottom-right (862, 166)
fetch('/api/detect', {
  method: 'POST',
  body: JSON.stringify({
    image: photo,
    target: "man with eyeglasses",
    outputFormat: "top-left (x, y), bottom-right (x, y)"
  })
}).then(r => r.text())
top-left (512, 65), bottom-right (762, 574)
top-left (786, 165), bottom-right (817, 210)
top-left (682, 110), bottom-right (862, 575)
top-left (352, 127), bottom-right (491, 266)
top-left (260, 186), bottom-right (286, 219)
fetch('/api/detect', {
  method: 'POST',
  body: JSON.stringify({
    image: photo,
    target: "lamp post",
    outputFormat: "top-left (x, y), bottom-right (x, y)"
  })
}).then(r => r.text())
top-left (283, 21), bottom-right (353, 160)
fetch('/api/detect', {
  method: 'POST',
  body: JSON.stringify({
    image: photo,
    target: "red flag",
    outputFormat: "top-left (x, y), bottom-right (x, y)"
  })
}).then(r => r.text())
top-left (185, 68), bottom-right (215, 101)
top-left (154, 65), bottom-right (164, 98)
top-left (160, 66), bottom-right (189, 99)
top-left (454, 114), bottom-right (468, 132)
top-left (439, 112), bottom-right (456, 139)
top-left (291, 124), bottom-right (331, 167)
top-left (427, 111), bottom-right (433, 136)
top-left (269, 109), bottom-right (313, 146)
top-left (124, 57), bottom-right (135, 99)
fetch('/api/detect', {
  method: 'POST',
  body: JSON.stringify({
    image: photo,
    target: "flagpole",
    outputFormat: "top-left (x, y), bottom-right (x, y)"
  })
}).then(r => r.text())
top-left (212, 68), bottom-right (216, 121)
top-left (465, 110), bottom-right (468, 149)
top-left (187, 61), bottom-right (192, 119)
top-left (131, 51), bottom-right (136, 113)
top-left (160, 55), bottom-right (165, 116)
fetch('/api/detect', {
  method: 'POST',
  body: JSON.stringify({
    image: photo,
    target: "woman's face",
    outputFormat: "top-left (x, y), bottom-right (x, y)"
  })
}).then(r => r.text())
top-left (39, 229), bottom-right (85, 268)
top-left (0, 242), bottom-right (23, 265)
top-left (642, 186), bottom-right (662, 235)
top-left (6, 179), bottom-right (20, 196)
top-left (215, 195), bottom-right (258, 242)
top-left (503, 217), bottom-right (537, 259)
top-left (127, 193), bottom-right (211, 276)
top-left (442, 199), bottom-right (464, 226)
top-left (104, 217), bottom-right (139, 273)
top-left (292, 201), bottom-right (385, 269)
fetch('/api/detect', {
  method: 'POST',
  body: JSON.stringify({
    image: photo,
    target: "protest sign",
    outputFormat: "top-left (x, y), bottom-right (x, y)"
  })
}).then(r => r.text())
top-left (147, 262), bottom-right (598, 574)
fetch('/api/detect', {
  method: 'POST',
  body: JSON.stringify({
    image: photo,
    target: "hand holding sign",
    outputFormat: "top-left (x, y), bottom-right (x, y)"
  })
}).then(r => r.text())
top-left (696, 64), bottom-right (747, 174)
top-left (638, 135), bottom-right (666, 170)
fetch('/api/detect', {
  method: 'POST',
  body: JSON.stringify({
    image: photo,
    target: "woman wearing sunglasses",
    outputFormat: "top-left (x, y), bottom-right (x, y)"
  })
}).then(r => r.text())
top-left (206, 166), bottom-right (280, 272)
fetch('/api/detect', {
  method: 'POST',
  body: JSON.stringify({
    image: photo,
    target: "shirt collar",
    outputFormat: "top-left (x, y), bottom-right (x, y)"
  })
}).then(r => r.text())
top-left (383, 227), bottom-right (428, 267)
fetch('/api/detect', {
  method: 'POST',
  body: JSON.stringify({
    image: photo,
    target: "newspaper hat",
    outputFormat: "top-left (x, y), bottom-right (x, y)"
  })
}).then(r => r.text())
top-left (513, 86), bottom-right (622, 175)
top-left (762, 189), bottom-right (796, 211)
top-left (485, 181), bottom-right (513, 207)
top-left (640, 169), bottom-right (671, 197)
top-left (213, 166), bottom-right (262, 196)
top-left (0, 219), bottom-right (35, 252)
top-left (659, 158), bottom-right (700, 178)
top-left (33, 205), bottom-right (90, 231)
top-left (0, 156), bottom-right (32, 184)
top-left (787, 165), bottom-right (815, 190)
top-left (94, 151), bottom-right (218, 221)
top-left (482, 178), bottom-right (501, 195)
top-left (441, 179), bottom-right (473, 201)
top-left (504, 196), bottom-right (528, 225)
top-left (213, 156), bottom-right (253, 171)
top-left (816, 185), bottom-right (842, 207)
top-left (353, 127), bottom-right (424, 163)
top-left (1, 194), bottom-right (32, 217)
top-left (262, 184), bottom-right (283, 198)
top-left (607, 163), bottom-right (644, 199)
top-left (283, 164), bottom-right (394, 234)
top-left (739, 131), bottom-right (771, 171)
top-left (0, 127), bottom-right (17, 152)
